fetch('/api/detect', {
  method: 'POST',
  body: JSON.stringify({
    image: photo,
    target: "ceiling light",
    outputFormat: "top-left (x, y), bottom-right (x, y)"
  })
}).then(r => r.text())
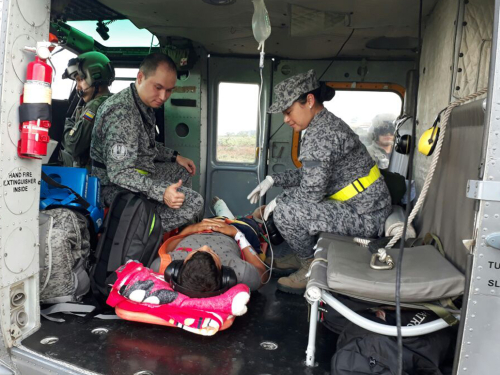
top-left (202, 0), bottom-right (236, 5)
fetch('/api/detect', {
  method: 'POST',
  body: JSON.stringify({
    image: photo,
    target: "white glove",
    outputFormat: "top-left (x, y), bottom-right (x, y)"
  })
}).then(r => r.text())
top-left (263, 199), bottom-right (277, 220)
top-left (247, 176), bottom-right (274, 204)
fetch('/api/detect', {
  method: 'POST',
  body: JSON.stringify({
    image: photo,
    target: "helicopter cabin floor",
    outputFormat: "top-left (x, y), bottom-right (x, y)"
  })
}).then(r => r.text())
top-left (21, 277), bottom-right (337, 375)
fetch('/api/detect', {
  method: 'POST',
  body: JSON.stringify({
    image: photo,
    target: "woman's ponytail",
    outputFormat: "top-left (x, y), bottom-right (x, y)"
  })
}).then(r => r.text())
top-left (318, 83), bottom-right (335, 103)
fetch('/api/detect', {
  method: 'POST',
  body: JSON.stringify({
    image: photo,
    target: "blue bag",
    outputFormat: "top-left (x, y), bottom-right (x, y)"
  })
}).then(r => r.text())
top-left (40, 166), bottom-right (104, 232)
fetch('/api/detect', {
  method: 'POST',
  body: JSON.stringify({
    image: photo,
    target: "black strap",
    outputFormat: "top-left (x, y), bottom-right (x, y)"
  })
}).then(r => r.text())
top-left (41, 171), bottom-right (90, 210)
top-left (91, 159), bottom-right (107, 170)
top-left (19, 103), bottom-right (52, 123)
top-left (130, 83), bottom-right (156, 148)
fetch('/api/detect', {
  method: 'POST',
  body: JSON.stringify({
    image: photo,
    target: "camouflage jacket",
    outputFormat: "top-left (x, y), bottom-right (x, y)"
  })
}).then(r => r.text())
top-left (60, 94), bottom-right (111, 168)
top-left (90, 83), bottom-right (175, 202)
top-left (271, 108), bottom-right (391, 214)
top-left (366, 142), bottom-right (391, 170)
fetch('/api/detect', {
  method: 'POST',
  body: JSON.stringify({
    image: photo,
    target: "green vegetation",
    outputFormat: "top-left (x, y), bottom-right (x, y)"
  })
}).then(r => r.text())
top-left (217, 132), bottom-right (256, 163)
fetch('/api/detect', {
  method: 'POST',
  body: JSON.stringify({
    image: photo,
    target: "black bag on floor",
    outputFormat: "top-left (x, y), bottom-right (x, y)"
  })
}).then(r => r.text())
top-left (331, 310), bottom-right (454, 375)
top-left (90, 191), bottom-right (162, 303)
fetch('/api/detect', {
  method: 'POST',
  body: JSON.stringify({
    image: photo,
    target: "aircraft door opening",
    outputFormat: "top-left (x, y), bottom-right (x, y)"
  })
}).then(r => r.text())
top-left (205, 57), bottom-right (272, 217)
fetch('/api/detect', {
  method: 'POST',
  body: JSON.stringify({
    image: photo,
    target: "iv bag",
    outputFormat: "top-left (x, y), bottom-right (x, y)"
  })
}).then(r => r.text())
top-left (252, 0), bottom-right (271, 51)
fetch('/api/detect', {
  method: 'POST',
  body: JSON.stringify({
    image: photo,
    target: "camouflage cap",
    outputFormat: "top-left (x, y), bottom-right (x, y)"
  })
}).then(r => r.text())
top-left (268, 69), bottom-right (320, 114)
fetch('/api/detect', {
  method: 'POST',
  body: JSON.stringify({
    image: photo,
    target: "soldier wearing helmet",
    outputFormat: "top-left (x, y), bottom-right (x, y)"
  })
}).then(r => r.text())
top-left (60, 51), bottom-right (115, 168)
top-left (366, 113), bottom-right (396, 170)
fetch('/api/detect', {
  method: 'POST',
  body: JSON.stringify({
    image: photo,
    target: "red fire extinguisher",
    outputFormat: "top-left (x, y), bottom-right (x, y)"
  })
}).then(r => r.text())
top-left (18, 42), bottom-right (55, 159)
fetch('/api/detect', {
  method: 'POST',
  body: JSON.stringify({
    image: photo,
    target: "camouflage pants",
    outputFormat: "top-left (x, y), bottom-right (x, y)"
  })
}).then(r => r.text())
top-left (273, 193), bottom-right (391, 258)
top-left (102, 162), bottom-right (204, 232)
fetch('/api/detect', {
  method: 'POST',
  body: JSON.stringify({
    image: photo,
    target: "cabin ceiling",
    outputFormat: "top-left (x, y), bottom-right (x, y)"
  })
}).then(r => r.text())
top-left (54, 0), bottom-right (440, 60)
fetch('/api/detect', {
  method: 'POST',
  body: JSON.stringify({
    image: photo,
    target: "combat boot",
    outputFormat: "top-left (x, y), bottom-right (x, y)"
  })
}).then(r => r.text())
top-left (276, 257), bottom-right (314, 294)
top-left (265, 252), bottom-right (301, 273)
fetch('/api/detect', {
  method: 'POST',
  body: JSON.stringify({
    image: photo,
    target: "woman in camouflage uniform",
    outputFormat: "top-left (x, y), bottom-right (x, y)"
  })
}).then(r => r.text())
top-left (248, 70), bottom-right (392, 294)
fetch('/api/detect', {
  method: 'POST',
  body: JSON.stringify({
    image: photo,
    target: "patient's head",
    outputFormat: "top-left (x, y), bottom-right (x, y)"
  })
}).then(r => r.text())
top-left (178, 248), bottom-right (222, 293)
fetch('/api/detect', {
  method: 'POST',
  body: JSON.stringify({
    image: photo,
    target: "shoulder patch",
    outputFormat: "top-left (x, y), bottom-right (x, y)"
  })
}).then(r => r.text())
top-left (110, 143), bottom-right (129, 161)
top-left (83, 110), bottom-right (96, 121)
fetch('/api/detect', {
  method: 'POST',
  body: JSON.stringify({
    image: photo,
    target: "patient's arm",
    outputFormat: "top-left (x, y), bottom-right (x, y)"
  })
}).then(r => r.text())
top-left (241, 246), bottom-right (267, 287)
top-left (165, 219), bottom-right (227, 252)
top-left (206, 219), bottom-right (267, 287)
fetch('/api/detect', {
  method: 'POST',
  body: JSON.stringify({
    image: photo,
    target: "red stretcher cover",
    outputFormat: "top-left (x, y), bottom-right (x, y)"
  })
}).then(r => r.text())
top-left (107, 261), bottom-right (251, 336)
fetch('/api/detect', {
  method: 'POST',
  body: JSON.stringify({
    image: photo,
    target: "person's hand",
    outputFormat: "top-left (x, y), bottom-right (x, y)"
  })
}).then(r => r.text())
top-left (247, 176), bottom-right (274, 204)
top-left (263, 199), bottom-right (277, 220)
top-left (163, 180), bottom-right (185, 209)
top-left (176, 155), bottom-right (196, 176)
top-left (202, 218), bottom-right (238, 237)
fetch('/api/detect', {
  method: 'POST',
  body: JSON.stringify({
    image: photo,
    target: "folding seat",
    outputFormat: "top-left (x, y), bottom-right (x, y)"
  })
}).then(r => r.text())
top-left (304, 98), bottom-right (485, 366)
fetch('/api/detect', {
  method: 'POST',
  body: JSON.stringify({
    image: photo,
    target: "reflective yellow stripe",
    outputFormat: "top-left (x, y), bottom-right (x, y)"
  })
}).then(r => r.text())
top-left (329, 165), bottom-right (381, 202)
top-left (149, 214), bottom-right (156, 236)
top-left (135, 169), bottom-right (149, 176)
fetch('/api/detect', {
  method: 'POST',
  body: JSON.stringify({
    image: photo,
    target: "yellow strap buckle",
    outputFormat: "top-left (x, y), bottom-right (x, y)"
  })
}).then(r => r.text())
top-left (329, 165), bottom-right (381, 202)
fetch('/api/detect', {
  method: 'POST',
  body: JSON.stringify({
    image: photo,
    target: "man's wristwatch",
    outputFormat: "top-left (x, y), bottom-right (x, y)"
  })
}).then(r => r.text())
top-left (171, 150), bottom-right (179, 163)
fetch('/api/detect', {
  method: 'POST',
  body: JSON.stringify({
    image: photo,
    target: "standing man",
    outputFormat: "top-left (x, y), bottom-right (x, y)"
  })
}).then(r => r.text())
top-left (366, 113), bottom-right (396, 170)
top-left (60, 51), bottom-right (114, 168)
top-left (91, 53), bottom-right (203, 232)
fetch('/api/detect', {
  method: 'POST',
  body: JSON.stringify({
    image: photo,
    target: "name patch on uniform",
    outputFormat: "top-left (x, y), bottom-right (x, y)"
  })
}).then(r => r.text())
top-left (110, 143), bottom-right (129, 160)
top-left (83, 110), bottom-right (96, 121)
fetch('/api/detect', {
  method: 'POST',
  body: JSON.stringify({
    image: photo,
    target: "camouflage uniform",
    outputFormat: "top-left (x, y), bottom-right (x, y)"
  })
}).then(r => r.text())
top-left (268, 70), bottom-right (392, 259)
top-left (91, 83), bottom-right (203, 232)
top-left (366, 142), bottom-right (391, 169)
top-left (60, 94), bottom-right (111, 168)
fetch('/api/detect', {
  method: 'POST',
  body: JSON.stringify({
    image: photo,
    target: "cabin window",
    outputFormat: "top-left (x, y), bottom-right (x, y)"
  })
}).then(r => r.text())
top-left (291, 84), bottom-right (404, 168)
top-left (110, 68), bottom-right (139, 93)
top-left (66, 20), bottom-right (159, 47)
top-left (216, 82), bottom-right (260, 163)
top-left (51, 49), bottom-right (78, 100)
top-left (324, 90), bottom-right (403, 149)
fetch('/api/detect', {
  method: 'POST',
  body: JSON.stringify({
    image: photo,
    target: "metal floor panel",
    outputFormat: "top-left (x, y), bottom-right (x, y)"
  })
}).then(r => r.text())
top-left (20, 279), bottom-right (337, 375)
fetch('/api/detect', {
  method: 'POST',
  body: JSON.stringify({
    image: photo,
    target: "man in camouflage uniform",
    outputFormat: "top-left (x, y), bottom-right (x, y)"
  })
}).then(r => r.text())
top-left (248, 70), bottom-right (392, 294)
top-left (60, 52), bottom-right (114, 168)
top-left (91, 53), bottom-right (203, 232)
top-left (366, 113), bottom-right (396, 169)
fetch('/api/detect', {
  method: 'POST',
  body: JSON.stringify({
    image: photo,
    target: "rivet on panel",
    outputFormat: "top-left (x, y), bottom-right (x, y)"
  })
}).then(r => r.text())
top-left (491, 290), bottom-right (495, 294)
top-left (479, 253), bottom-right (484, 257)
top-left (484, 214), bottom-right (489, 219)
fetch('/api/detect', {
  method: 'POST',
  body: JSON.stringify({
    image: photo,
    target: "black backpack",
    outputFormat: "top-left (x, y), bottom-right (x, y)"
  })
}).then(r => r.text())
top-left (90, 191), bottom-right (163, 303)
top-left (331, 311), bottom-right (455, 375)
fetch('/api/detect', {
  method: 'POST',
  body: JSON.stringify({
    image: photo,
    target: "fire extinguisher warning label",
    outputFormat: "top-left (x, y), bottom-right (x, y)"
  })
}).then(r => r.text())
top-left (3, 171), bottom-right (37, 192)
top-left (24, 81), bottom-right (52, 105)
top-left (3, 167), bottom-right (37, 214)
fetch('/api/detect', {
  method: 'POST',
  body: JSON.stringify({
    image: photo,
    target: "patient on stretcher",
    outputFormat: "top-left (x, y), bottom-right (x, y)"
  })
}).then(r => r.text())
top-left (107, 199), bottom-right (267, 335)
top-left (151, 214), bottom-right (267, 292)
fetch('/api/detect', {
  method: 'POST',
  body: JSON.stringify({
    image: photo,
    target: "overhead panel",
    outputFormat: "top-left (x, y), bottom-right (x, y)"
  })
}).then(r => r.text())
top-left (290, 5), bottom-right (350, 37)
